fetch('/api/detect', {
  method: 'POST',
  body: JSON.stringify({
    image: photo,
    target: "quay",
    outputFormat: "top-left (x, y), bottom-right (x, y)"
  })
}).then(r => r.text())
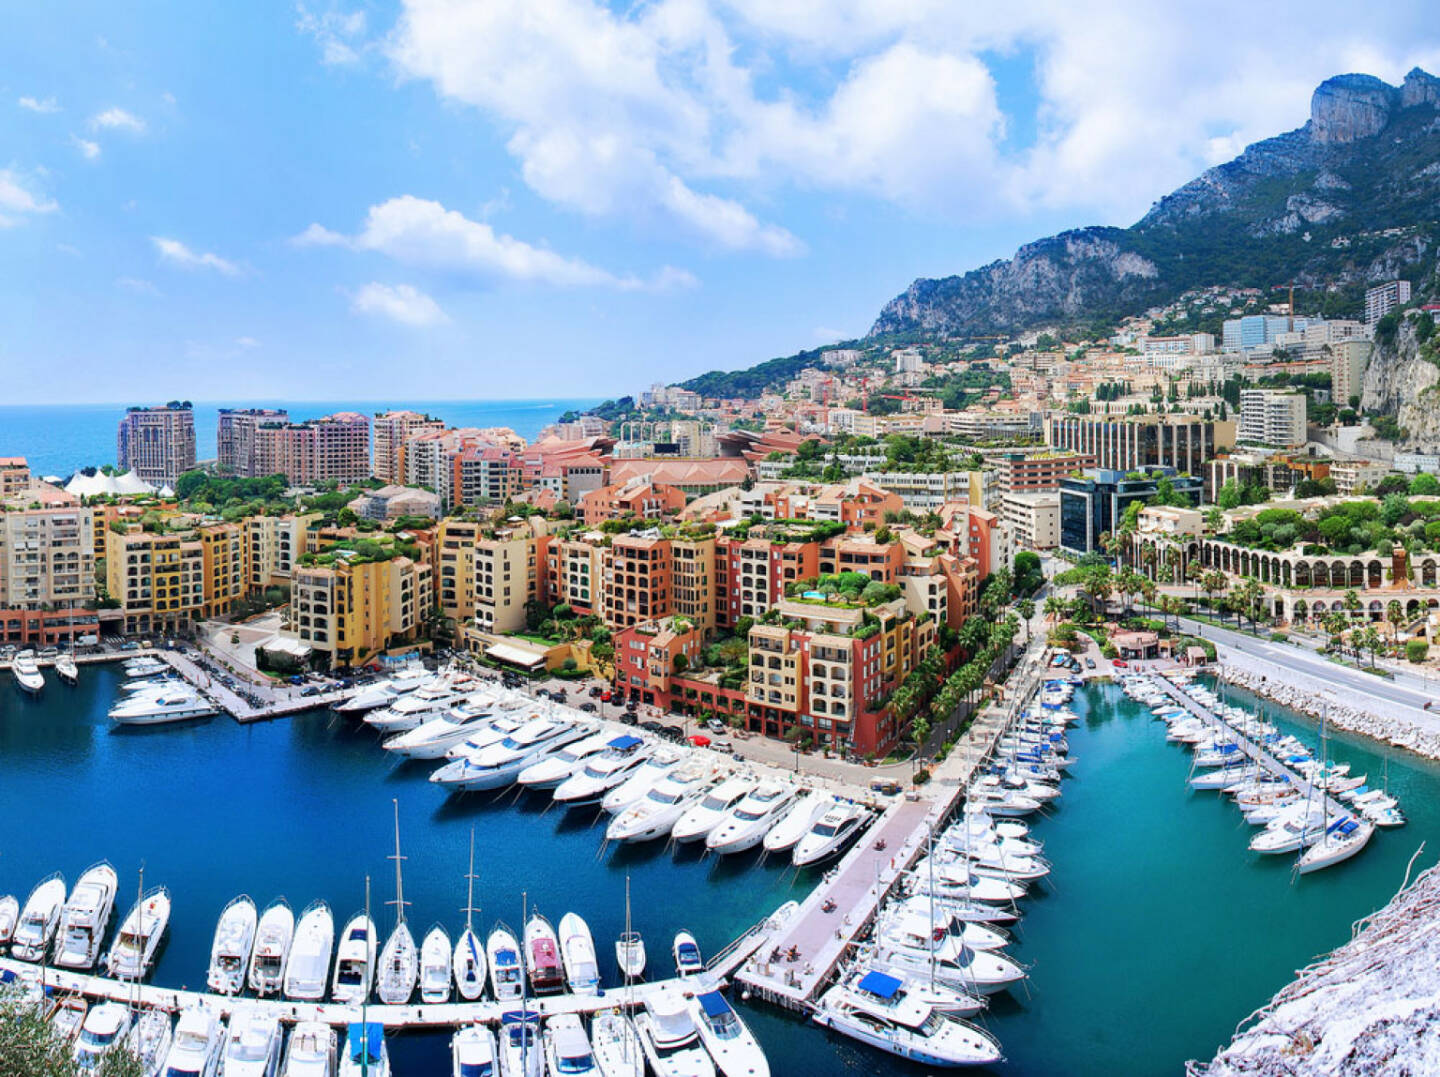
top-left (1153, 675), bottom-right (1352, 821)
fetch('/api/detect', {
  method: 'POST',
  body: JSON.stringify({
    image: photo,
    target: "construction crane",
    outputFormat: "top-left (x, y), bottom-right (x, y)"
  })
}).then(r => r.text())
top-left (1271, 283), bottom-right (1303, 332)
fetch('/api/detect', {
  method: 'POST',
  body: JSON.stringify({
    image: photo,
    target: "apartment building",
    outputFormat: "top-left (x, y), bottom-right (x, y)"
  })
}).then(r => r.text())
top-left (253, 412), bottom-right (372, 485)
top-left (199, 523), bottom-right (246, 618)
top-left (435, 518), bottom-right (481, 627)
top-left (106, 529), bottom-right (206, 635)
top-left (452, 447), bottom-right (523, 508)
top-left (373, 410), bottom-right (445, 484)
top-left (0, 458), bottom-right (30, 498)
top-left (1330, 340), bottom-right (1372, 407)
top-left (578, 477), bottom-right (687, 526)
top-left (117, 403), bottom-right (196, 487)
top-left (291, 554), bottom-right (432, 669)
top-left (1059, 468), bottom-right (1205, 554)
top-left (1365, 280), bottom-right (1411, 325)
top-left (542, 536), bottom-right (604, 616)
top-left (714, 536), bottom-right (821, 629)
top-left (998, 452), bottom-right (1094, 493)
top-left (243, 513), bottom-right (317, 590)
top-left (0, 484), bottom-right (97, 645)
top-left (603, 534), bottom-right (672, 630)
top-left (474, 527), bottom-right (540, 634)
top-left (1044, 414), bottom-right (1234, 473)
top-left (1000, 491), bottom-right (1061, 550)
top-left (217, 408), bottom-right (289, 476)
top-left (1238, 390), bottom-right (1308, 448)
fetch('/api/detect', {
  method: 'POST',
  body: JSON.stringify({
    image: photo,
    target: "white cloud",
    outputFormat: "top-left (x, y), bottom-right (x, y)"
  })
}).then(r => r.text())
top-left (296, 4), bottom-right (368, 65)
top-left (72, 135), bottom-right (101, 160)
top-left (352, 282), bottom-right (449, 326)
top-left (18, 96), bottom-right (60, 114)
top-left (90, 107), bottom-right (146, 133)
top-left (236, 336), bottom-right (261, 349)
top-left (0, 169), bottom-right (57, 228)
top-left (151, 236), bottom-right (241, 276)
top-left (116, 276), bottom-right (161, 296)
top-left (299, 195), bottom-right (696, 291)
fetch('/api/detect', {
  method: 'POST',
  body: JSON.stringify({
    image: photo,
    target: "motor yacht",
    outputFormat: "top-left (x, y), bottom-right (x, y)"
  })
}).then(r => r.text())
top-left (339, 1023), bottom-right (389, 1077)
top-left (1296, 816), bottom-right (1375, 874)
top-left (964, 789), bottom-right (1042, 818)
top-left (558, 912), bottom-right (601, 995)
top-left (383, 702), bottom-right (513, 760)
top-left (73, 1002), bottom-right (131, 1072)
top-left (762, 792), bottom-right (831, 855)
top-left (634, 990), bottom-right (715, 1077)
top-left (334, 665), bottom-right (431, 714)
top-left (942, 844), bottom-right (1050, 883)
top-left (792, 802), bottom-right (869, 867)
top-left (450, 1025), bottom-right (497, 1077)
top-left (497, 1012), bottom-right (542, 1077)
top-left (873, 914), bottom-right (1026, 995)
top-left (281, 1021), bottom-right (337, 1077)
top-left (221, 1005), bottom-right (283, 1077)
top-left (689, 991), bottom-right (770, 1077)
top-left (108, 689), bottom-right (216, 725)
top-left (247, 899), bottom-right (294, 997)
top-left (671, 776), bottom-right (757, 843)
top-left (51, 996), bottom-right (89, 1043)
top-left (487, 923), bottom-right (524, 1002)
top-left (882, 897), bottom-right (1010, 953)
top-left (285, 901), bottom-right (335, 1002)
top-left (13, 650), bottom-right (45, 693)
top-left (125, 1009), bottom-right (174, 1076)
top-left (543, 1014), bottom-right (598, 1077)
top-left (206, 895), bottom-right (258, 995)
top-left (123, 656), bottom-right (168, 676)
top-left (55, 653), bottom-right (79, 684)
top-left (107, 887), bottom-right (170, 979)
top-left (600, 750), bottom-right (685, 815)
top-left (330, 913), bottom-right (377, 1004)
top-left (0, 893), bottom-right (18, 947)
top-left (908, 861), bottom-right (1026, 905)
top-left (615, 930), bottom-right (646, 980)
top-left (364, 678), bottom-right (474, 733)
top-left (605, 764), bottom-right (720, 843)
top-left (13, 873), bottom-right (66, 961)
top-left (524, 912), bottom-right (564, 995)
top-left (420, 924), bottom-right (453, 1003)
top-left (706, 783), bottom-right (797, 855)
top-left (938, 827), bottom-right (1041, 862)
top-left (159, 1005), bottom-right (225, 1077)
top-left (552, 735), bottom-right (652, 805)
top-left (589, 1012), bottom-right (644, 1077)
top-left (431, 717), bottom-right (585, 792)
top-left (54, 862), bottom-right (119, 970)
top-left (515, 730), bottom-right (613, 790)
top-left (672, 931), bottom-right (704, 978)
top-left (813, 968), bottom-right (1003, 1067)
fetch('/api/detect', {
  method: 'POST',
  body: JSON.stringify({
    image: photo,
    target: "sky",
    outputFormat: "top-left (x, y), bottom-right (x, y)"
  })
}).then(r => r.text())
top-left (3, 1), bottom-right (1440, 405)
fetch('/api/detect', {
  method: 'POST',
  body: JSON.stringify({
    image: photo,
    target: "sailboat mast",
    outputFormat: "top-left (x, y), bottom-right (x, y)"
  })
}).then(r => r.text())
top-left (465, 827), bottom-right (477, 931)
top-left (624, 874), bottom-right (634, 1062)
top-left (389, 798), bottom-right (407, 926)
top-left (362, 874), bottom-right (371, 1077)
top-left (520, 890), bottom-right (529, 1075)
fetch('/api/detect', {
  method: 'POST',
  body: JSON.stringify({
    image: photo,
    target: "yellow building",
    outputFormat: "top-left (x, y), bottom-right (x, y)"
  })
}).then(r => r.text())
top-left (670, 535), bottom-right (716, 635)
top-left (199, 523), bottom-right (246, 619)
top-left (436, 518), bottom-right (481, 626)
top-left (106, 528), bottom-right (205, 635)
top-left (474, 524), bottom-right (543, 635)
top-left (291, 554), bottom-right (432, 669)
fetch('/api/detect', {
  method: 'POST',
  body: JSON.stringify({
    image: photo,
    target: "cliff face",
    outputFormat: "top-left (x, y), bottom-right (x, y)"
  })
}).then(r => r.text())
top-left (871, 68), bottom-right (1440, 339)
top-left (1361, 317), bottom-right (1440, 450)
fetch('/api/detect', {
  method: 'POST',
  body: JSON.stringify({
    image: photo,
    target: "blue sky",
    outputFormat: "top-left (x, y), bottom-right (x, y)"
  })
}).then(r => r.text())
top-left (3, 1), bottom-right (1439, 405)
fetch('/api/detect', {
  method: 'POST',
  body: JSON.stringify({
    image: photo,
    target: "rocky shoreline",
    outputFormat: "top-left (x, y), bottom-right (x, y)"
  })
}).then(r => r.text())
top-left (1215, 658), bottom-right (1440, 763)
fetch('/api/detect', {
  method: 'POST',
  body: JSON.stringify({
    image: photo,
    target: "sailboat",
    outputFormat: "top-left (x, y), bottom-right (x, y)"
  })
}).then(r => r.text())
top-left (615, 877), bottom-right (646, 981)
top-left (1295, 706), bottom-right (1375, 875)
top-left (339, 879), bottom-right (388, 1077)
top-left (376, 800), bottom-right (418, 1005)
top-left (453, 829), bottom-right (487, 1001)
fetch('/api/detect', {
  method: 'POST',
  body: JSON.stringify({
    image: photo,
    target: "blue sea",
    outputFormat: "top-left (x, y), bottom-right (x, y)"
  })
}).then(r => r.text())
top-left (0, 400), bottom-right (600, 479)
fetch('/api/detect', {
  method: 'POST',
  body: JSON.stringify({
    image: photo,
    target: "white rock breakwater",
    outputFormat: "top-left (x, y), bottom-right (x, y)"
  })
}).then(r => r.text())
top-left (1188, 859), bottom-right (1440, 1076)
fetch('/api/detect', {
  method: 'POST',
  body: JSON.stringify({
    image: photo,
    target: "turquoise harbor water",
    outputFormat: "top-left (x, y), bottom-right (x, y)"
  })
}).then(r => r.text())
top-left (2, 672), bottom-right (1438, 1074)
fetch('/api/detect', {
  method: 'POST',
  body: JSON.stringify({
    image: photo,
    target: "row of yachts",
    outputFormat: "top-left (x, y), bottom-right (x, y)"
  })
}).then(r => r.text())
top-left (344, 667), bottom-right (876, 864)
top-left (9, 647), bottom-right (79, 694)
top-left (1121, 673), bottom-right (1392, 873)
top-left (106, 656), bottom-right (220, 724)
top-left (807, 677), bottom-right (1083, 1068)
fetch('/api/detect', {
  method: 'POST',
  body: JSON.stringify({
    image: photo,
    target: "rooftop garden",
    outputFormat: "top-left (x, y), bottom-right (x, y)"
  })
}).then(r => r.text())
top-left (300, 533), bottom-right (421, 567)
top-left (783, 572), bottom-right (903, 608)
top-left (1218, 496), bottom-right (1440, 556)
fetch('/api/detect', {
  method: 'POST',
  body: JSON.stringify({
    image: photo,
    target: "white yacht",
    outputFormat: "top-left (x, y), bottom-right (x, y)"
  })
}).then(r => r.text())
top-left (813, 968), bottom-right (1003, 1068)
top-left (672, 931), bottom-right (704, 978)
top-left (516, 730), bottom-right (613, 790)
top-left (543, 1014), bottom-right (598, 1077)
top-left (558, 912), bottom-right (601, 995)
top-left (221, 1005), bottom-right (283, 1077)
top-left (761, 792), bottom-right (831, 855)
top-left (0, 893), bottom-right (18, 947)
top-left (450, 1025), bottom-right (497, 1077)
top-left (497, 1012), bottom-right (542, 1077)
top-left (285, 901), bottom-right (336, 1002)
top-left (248, 899), bottom-right (295, 997)
top-left (589, 1012), bottom-right (644, 1077)
top-left (792, 803), bottom-right (869, 867)
top-left (55, 653), bottom-right (79, 684)
top-left (54, 862), bottom-right (119, 970)
top-left (73, 1002), bottom-right (132, 1072)
top-left (13, 873), bottom-right (66, 961)
top-left (634, 990), bottom-right (716, 1077)
top-left (123, 656), bottom-right (169, 677)
top-left (605, 763), bottom-right (720, 843)
top-left (431, 717), bottom-right (586, 792)
top-left (884, 897), bottom-right (1010, 952)
top-left (1248, 805), bottom-right (1328, 854)
top-left (615, 930), bottom-right (646, 980)
top-left (689, 990), bottom-right (770, 1077)
top-left (671, 776), bottom-right (757, 843)
top-left (383, 700), bottom-right (512, 760)
top-left (420, 924), bottom-right (453, 1004)
top-left (364, 679), bottom-right (473, 733)
top-left (106, 887), bottom-right (170, 979)
top-left (1296, 816), bottom-right (1375, 874)
top-left (281, 1022), bottom-right (337, 1077)
top-left (51, 996), bottom-right (88, 1043)
top-left (206, 895), bottom-right (258, 995)
top-left (339, 1023), bottom-right (389, 1077)
top-left (552, 735), bottom-right (653, 805)
top-left (487, 923), bottom-right (524, 1002)
top-left (600, 750), bottom-right (684, 815)
top-left (330, 913), bottom-right (377, 1004)
top-left (334, 665), bottom-right (431, 714)
top-left (874, 911), bottom-right (1026, 995)
top-left (908, 860), bottom-right (1026, 905)
top-left (13, 650), bottom-right (45, 693)
top-left (108, 689), bottom-right (216, 725)
top-left (375, 917), bottom-right (417, 1005)
top-left (159, 1005), bottom-right (225, 1077)
top-left (706, 783), bottom-right (798, 855)
top-left (125, 1008), bottom-right (174, 1076)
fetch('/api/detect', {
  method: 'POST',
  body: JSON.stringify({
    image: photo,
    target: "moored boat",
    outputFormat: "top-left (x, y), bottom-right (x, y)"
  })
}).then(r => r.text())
top-left (487, 922), bottom-right (524, 1002)
top-left (106, 886), bottom-right (170, 980)
top-left (285, 901), bottom-right (336, 1002)
top-left (524, 912), bottom-right (564, 995)
top-left (420, 924), bottom-right (453, 1004)
top-left (248, 898), bottom-right (295, 997)
top-left (558, 911), bottom-right (601, 995)
top-left (54, 862), bottom-right (119, 970)
top-left (689, 990), bottom-right (770, 1077)
top-left (281, 1021), bottom-right (337, 1077)
top-left (206, 895), bottom-right (258, 995)
top-left (331, 913), bottom-right (377, 1004)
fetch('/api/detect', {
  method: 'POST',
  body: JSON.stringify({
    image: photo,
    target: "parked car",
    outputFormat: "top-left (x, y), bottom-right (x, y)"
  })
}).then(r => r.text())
top-left (640, 721), bottom-right (665, 734)
top-left (705, 719), bottom-right (726, 734)
top-left (589, 686), bottom-right (604, 698)
top-left (579, 702), bottom-right (597, 713)
top-left (869, 779), bottom-right (902, 796)
top-left (619, 713), bottom-right (639, 726)
top-left (1085, 658), bottom-right (1096, 669)
top-left (301, 686), bottom-right (322, 697)
top-left (1113, 659), bottom-right (1129, 668)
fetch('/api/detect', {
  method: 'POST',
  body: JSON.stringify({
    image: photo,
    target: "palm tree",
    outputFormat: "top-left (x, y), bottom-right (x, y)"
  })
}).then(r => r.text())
top-left (1360, 624), bottom-right (1383, 668)
top-left (1387, 600), bottom-right (1404, 641)
top-left (1017, 599), bottom-right (1035, 645)
top-left (1043, 595), bottom-right (1067, 623)
top-left (1342, 588), bottom-right (1362, 622)
top-left (1200, 571), bottom-right (1228, 614)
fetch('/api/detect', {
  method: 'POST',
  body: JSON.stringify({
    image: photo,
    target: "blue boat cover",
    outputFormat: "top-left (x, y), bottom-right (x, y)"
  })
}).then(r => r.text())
top-left (496, 948), bottom-right (518, 965)
top-left (677, 941), bottom-right (701, 963)
top-left (609, 735), bottom-right (643, 750)
top-left (858, 970), bottom-right (902, 999)
top-left (697, 991), bottom-right (732, 1017)
top-left (347, 1023), bottom-right (383, 1064)
top-left (501, 1010), bottom-right (541, 1025)
top-left (1338, 819), bottom-right (1359, 835)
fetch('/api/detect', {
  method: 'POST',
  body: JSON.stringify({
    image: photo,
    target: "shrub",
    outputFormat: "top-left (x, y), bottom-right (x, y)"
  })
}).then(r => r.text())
top-left (914, 767), bottom-right (932, 786)
top-left (1406, 638), bottom-right (1430, 663)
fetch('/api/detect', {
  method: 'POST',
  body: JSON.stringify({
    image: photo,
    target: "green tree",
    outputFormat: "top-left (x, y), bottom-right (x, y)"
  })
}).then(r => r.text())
top-left (1410, 472), bottom-right (1440, 496)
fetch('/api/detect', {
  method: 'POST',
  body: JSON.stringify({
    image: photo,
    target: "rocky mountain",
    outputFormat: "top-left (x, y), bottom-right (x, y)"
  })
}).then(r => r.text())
top-left (1362, 316), bottom-right (1440, 450)
top-left (872, 69), bottom-right (1440, 338)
